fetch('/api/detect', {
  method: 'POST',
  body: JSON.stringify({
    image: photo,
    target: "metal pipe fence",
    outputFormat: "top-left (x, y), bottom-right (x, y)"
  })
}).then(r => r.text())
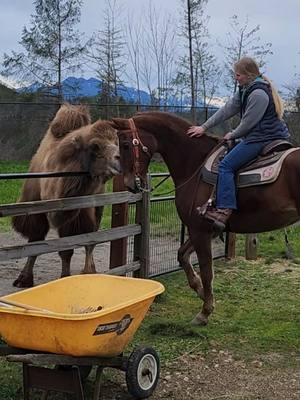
top-left (127, 173), bottom-right (225, 277)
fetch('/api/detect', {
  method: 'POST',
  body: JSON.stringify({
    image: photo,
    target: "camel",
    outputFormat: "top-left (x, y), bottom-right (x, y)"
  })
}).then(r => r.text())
top-left (12, 104), bottom-right (121, 287)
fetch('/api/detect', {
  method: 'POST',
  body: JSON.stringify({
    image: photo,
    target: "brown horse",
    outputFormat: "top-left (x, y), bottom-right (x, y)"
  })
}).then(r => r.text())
top-left (112, 111), bottom-right (300, 325)
top-left (12, 104), bottom-right (121, 287)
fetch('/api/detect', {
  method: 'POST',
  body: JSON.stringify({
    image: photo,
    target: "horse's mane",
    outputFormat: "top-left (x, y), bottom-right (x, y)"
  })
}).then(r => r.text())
top-left (134, 110), bottom-right (221, 143)
top-left (135, 111), bottom-right (190, 128)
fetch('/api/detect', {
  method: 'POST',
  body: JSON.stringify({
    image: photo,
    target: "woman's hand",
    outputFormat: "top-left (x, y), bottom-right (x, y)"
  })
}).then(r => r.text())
top-left (187, 126), bottom-right (205, 137)
top-left (223, 132), bottom-right (234, 140)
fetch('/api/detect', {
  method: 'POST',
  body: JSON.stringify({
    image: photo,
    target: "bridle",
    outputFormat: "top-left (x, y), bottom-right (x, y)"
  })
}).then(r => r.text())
top-left (128, 118), bottom-right (151, 192)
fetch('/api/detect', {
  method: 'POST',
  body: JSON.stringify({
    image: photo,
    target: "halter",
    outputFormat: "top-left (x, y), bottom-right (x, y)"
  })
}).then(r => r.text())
top-left (128, 118), bottom-right (150, 191)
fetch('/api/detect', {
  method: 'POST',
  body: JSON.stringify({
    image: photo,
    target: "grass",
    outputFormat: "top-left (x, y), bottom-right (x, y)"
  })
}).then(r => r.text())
top-left (130, 260), bottom-right (299, 363)
top-left (0, 161), bottom-right (29, 231)
top-left (0, 161), bottom-right (299, 397)
top-left (0, 259), bottom-right (299, 399)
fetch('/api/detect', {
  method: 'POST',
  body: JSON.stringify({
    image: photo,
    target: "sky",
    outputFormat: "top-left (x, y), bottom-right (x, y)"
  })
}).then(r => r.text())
top-left (0, 0), bottom-right (299, 93)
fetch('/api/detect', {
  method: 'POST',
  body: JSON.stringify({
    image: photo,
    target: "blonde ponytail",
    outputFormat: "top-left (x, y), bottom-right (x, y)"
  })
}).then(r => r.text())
top-left (261, 75), bottom-right (284, 119)
top-left (234, 57), bottom-right (284, 119)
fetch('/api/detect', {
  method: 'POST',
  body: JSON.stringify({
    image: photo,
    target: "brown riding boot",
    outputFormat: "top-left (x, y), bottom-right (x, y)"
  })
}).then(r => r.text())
top-left (204, 208), bottom-right (232, 231)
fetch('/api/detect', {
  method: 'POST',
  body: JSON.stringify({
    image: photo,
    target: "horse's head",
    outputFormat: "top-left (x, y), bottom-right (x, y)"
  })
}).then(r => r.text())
top-left (111, 117), bottom-right (157, 192)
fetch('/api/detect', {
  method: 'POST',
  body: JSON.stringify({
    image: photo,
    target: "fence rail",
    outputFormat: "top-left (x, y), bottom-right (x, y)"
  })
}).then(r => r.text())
top-left (0, 192), bottom-right (142, 217)
top-left (0, 189), bottom-right (148, 279)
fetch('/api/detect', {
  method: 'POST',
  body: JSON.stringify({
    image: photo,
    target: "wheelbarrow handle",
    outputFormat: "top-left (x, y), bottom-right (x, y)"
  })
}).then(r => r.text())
top-left (0, 298), bottom-right (54, 314)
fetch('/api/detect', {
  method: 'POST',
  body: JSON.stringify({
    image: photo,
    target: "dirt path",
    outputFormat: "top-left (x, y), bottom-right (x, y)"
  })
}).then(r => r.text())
top-left (98, 350), bottom-right (300, 400)
top-left (0, 231), bottom-right (111, 296)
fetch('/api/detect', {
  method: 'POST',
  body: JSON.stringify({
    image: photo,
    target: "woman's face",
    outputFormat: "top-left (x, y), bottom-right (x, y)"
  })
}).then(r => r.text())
top-left (234, 70), bottom-right (252, 86)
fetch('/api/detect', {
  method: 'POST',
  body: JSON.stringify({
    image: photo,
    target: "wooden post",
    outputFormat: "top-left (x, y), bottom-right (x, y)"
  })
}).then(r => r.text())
top-left (109, 176), bottom-right (128, 269)
top-left (133, 175), bottom-right (151, 278)
top-left (225, 232), bottom-right (236, 260)
top-left (245, 234), bottom-right (258, 260)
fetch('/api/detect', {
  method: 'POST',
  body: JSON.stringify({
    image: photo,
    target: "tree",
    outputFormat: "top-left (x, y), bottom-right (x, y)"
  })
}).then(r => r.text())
top-left (125, 17), bottom-right (142, 104)
top-left (141, 2), bottom-right (177, 106)
top-left (2, 0), bottom-right (88, 100)
top-left (87, 0), bottom-right (125, 106)
top-left (222, 15), bottom-right (273, 94)
top-left (178, 0), bottom-right (221, 112)
top-left (282, 78), bottom-right (300, 111)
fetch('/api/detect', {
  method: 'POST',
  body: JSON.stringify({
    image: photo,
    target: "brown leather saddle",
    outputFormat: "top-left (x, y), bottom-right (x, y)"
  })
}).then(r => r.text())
top-left (201, 140), bottom-right (298, 188)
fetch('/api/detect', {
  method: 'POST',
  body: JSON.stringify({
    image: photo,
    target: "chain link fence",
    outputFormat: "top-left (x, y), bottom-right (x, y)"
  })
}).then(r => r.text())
top-left (1, 101), bottom-right (299, 161)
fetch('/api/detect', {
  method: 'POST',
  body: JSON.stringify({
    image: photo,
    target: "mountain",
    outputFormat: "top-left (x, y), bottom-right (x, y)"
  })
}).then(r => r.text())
top-left (17, 76), bottom-right (222, 108)
top-left (18, 77), bottom-right (152, 104)
top-left (0, 75), bottom-right (19, 90)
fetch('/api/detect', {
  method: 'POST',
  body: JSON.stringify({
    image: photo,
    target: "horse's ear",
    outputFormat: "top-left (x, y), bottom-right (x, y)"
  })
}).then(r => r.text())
top-left (111, 118), bottom-right (130, 130)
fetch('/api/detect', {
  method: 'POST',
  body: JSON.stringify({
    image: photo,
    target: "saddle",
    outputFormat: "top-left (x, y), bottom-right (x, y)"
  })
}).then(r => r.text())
top-left (201, 140), bottom-right (298, 188)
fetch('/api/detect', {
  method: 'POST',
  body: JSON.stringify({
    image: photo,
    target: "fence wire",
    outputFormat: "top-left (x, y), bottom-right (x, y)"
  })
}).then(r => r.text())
top-left (126, 189), bottom-right (225, 277)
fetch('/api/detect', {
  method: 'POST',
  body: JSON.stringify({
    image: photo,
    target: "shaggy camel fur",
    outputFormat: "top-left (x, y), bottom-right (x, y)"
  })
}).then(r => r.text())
top-left (12, 104), bottom-right (121, 287)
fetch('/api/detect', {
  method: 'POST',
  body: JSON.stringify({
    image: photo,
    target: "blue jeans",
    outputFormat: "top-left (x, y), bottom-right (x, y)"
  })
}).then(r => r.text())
top-left (216, 140), bottom-right (270, 209)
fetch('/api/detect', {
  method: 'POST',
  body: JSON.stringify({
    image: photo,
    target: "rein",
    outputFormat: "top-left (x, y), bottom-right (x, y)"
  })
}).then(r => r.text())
top-left (127, 118), bottom-right (224, 200)
top-left (128, 118), bottom-right (151, 192)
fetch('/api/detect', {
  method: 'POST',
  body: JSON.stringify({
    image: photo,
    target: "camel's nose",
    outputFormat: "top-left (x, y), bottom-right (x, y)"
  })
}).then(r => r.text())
top-left (112, 149), bottom-right (122, 174)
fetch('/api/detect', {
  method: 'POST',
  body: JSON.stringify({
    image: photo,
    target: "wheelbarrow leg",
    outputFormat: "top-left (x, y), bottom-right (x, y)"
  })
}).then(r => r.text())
top-left (41, 390), bottom-right (48, 400)
top-left (22, 364), bottom-right (30, 400)
top-left (22, 363), bottom-right (85, 400)
top-left (93, 366), bottom-right (104, 400)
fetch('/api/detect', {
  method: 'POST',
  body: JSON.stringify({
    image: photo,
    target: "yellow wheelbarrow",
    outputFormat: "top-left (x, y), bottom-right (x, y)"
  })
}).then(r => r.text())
top-left (0, 274), bottom-right (165, 399)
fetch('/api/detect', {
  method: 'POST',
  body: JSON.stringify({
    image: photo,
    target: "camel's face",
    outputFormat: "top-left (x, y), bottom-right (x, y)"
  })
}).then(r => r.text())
top-left (87, 134), bottom-right (121, 181)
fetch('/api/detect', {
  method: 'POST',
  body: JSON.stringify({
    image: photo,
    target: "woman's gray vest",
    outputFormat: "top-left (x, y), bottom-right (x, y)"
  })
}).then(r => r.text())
top-left (239, 81), bottom-right (289, 143)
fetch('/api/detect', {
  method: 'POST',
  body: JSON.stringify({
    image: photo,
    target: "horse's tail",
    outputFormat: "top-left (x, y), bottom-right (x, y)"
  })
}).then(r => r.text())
top-left (49, 103), bottom-right (91, 139)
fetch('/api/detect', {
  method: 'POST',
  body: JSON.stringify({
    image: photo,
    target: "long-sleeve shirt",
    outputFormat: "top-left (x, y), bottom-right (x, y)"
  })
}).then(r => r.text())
top-left (202, 89), bottom-right (269, 139)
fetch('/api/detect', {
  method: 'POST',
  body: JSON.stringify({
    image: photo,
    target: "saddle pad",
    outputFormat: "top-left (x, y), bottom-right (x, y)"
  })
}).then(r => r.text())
top-left (201, 146), bottom-right (299, 188)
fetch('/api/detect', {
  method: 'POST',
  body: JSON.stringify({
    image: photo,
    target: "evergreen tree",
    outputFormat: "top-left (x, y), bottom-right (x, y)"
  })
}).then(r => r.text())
top-left (177, 0), bottom-right (221, 110)
top-left (2, 0), bottom-right (88, 100)
top-left (87, 0), bottom-right (125, 106)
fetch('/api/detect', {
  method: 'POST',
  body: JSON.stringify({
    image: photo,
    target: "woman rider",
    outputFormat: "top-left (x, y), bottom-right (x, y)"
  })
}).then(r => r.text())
top-left (187, 56), bottom-right (290, 231)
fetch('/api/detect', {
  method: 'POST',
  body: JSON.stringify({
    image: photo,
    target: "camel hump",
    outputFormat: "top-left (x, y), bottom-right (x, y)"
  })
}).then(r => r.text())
top-left (91, 120), bottom-right (118, 141)
top-left (50, 103), bottom-right (91, 138)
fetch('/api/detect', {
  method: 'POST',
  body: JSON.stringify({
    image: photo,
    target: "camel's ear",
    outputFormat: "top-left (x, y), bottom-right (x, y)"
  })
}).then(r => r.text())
top-left (111, 118), bottom-right (130, 130)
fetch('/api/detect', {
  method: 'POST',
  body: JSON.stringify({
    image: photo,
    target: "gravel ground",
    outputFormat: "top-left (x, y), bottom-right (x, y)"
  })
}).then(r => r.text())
top-left (96, 350), bottom-right (300, 400)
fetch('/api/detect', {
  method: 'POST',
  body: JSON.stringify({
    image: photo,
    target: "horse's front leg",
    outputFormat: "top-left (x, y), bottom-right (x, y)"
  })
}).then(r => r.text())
top-left (178, 239), bottom-right (204, 300)
top-left (189, 230), bottom-right (214, 326)
top-left (82, 245), bottom-right (97, 274)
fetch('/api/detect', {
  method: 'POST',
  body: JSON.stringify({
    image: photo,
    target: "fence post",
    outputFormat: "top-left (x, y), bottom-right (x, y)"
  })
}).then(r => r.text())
top-left (133, 175), bottom-right (150, 278)
top-left (245, 234), bottom-right (258, 260)
top-left (225, 232), bottom-right (236, 260)
top-left (109, 176), bottom-right (128, 269)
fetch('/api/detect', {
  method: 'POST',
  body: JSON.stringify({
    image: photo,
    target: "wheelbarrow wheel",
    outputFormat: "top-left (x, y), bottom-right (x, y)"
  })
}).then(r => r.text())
top-left (126, 346), bottom-right (160, 399)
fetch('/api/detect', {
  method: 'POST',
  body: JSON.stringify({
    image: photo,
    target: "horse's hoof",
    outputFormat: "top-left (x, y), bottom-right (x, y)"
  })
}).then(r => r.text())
top-left (13, 276), bottom-right (34, 288)
top-left (191, 314), bottom-right (208, 326)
